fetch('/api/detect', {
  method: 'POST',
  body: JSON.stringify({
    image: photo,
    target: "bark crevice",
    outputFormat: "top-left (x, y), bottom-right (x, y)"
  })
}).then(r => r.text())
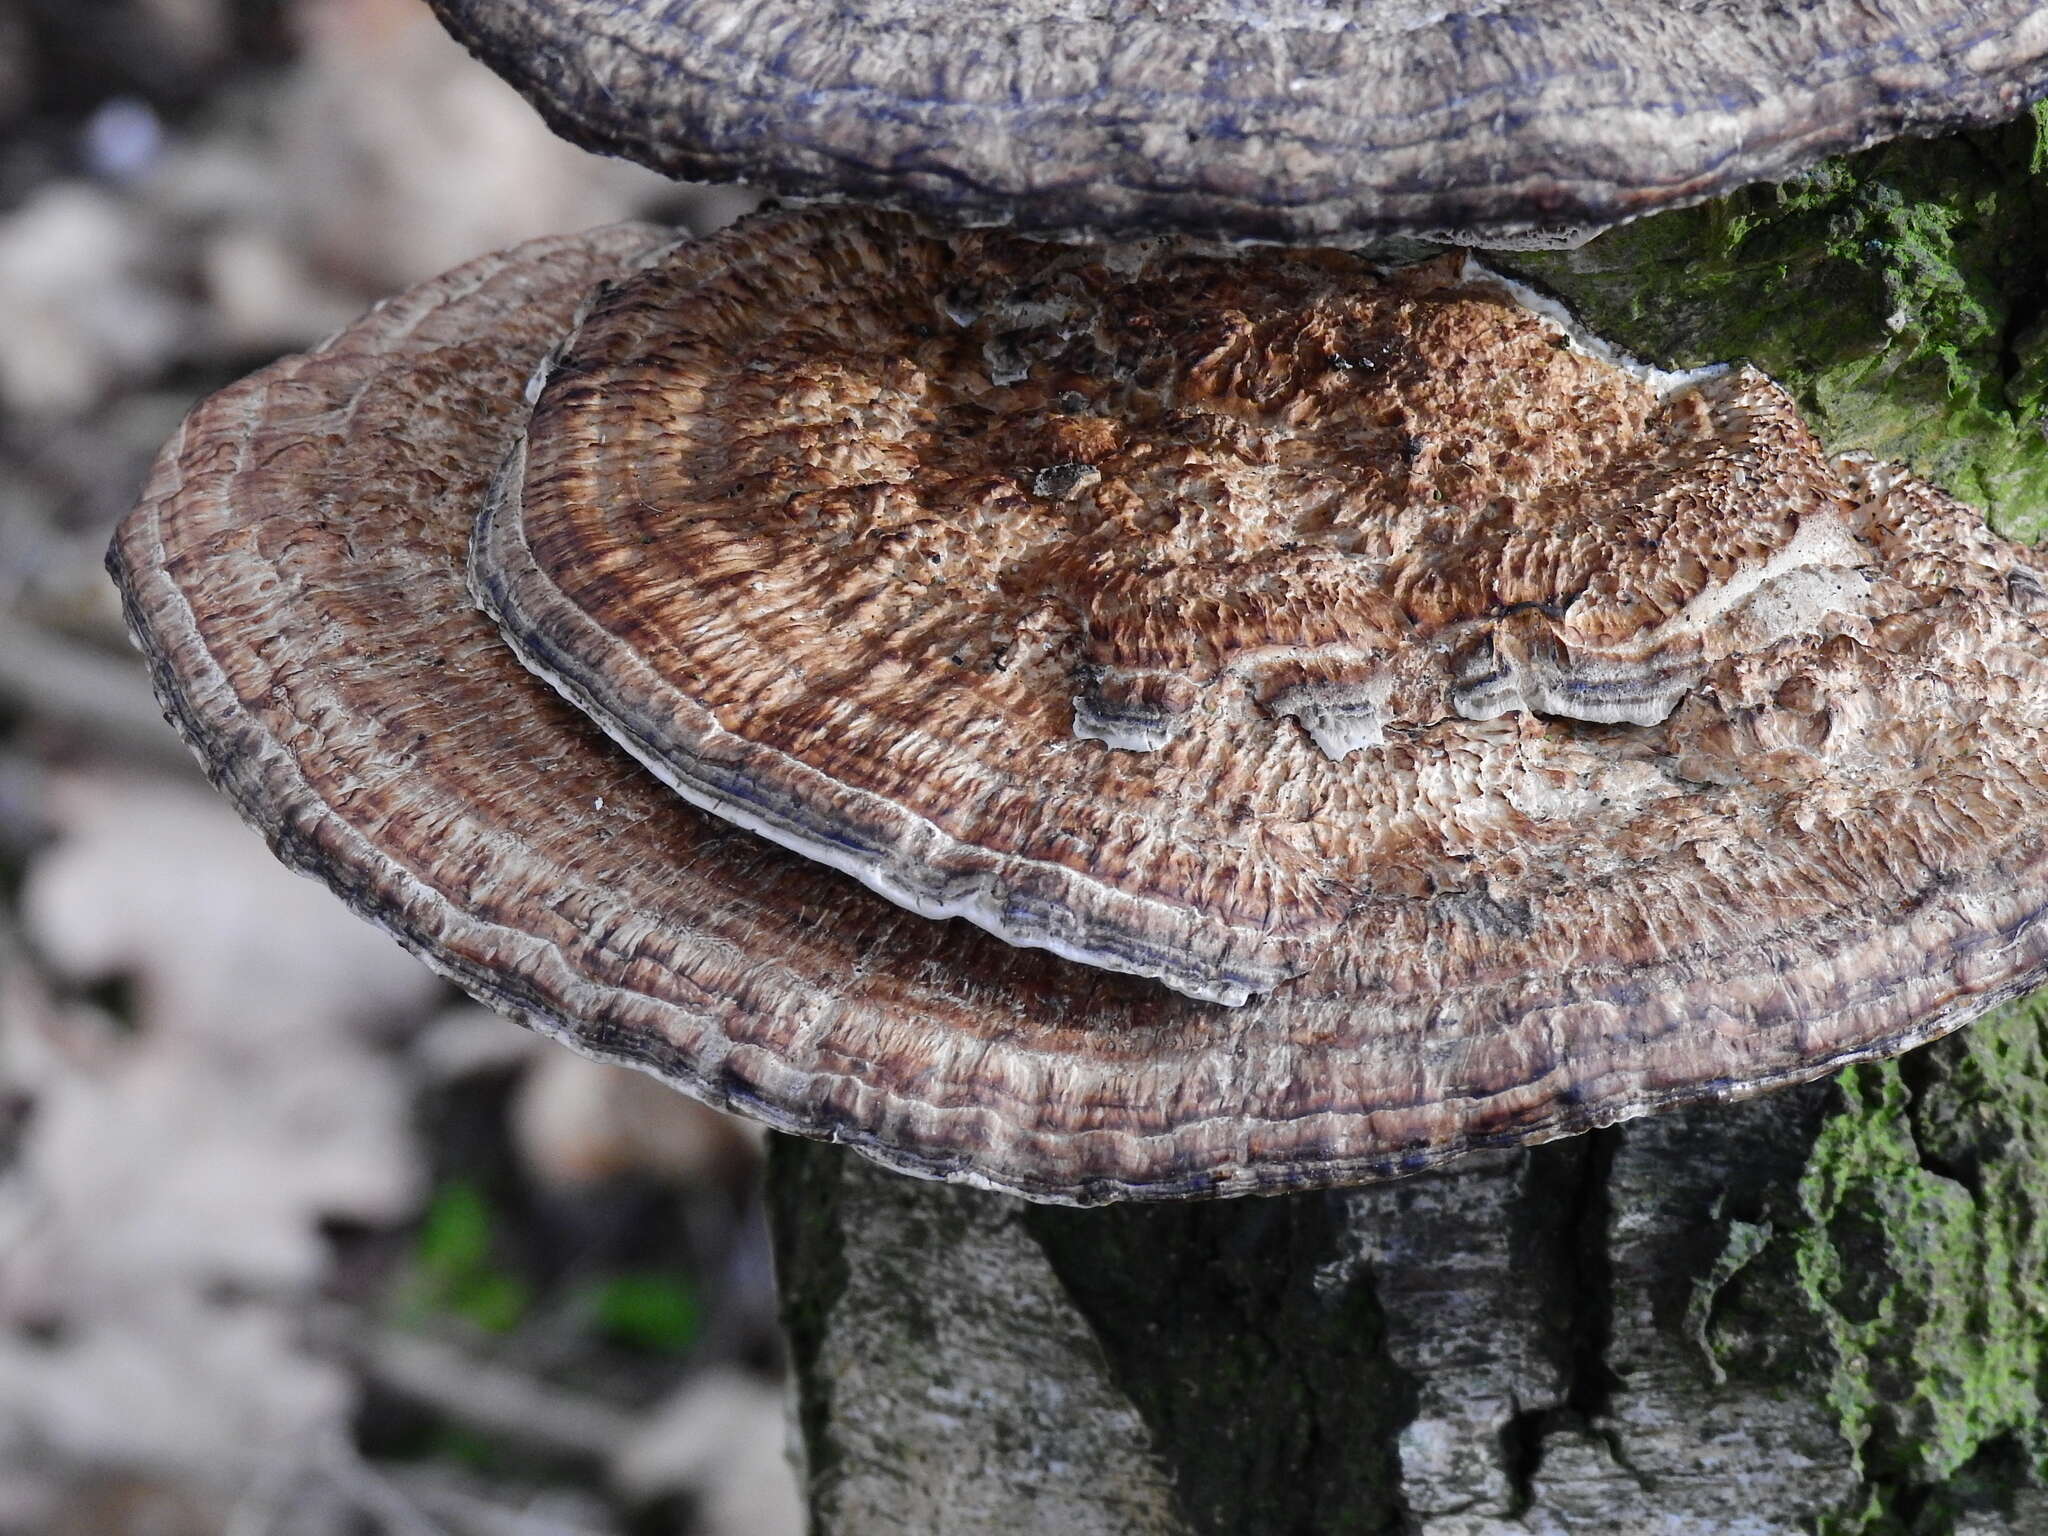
top-left (1022, 1193), bottom-right (1420, 1536)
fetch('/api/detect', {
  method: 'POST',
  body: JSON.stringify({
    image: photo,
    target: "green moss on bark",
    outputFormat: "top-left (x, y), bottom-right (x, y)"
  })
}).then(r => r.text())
top-left (1674, 998), bottom-right (2048, 1533)
top-left (1790, 998), bottom-right (2048, 1531)
top-left (1504, 107), bottom-right (2048, 539)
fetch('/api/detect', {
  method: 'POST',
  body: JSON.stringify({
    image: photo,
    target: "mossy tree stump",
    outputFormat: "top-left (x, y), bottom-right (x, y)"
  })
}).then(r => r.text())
top-left (767, 114), bottom-right (2048, 1536)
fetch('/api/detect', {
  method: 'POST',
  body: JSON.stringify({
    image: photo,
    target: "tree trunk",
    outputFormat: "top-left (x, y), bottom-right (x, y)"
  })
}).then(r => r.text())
top-left (767, 114), bottom-right (2048, 1536)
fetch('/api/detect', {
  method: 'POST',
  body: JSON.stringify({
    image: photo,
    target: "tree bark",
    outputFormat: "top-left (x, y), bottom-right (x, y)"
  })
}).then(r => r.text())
top-left (767, 114), bottom-right (2048, 1536)
top-left (772, 995), bottom-right (2048, 1532)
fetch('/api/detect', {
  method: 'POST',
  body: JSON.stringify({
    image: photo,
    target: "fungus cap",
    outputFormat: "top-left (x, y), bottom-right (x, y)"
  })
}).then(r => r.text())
top-left (112, 219), bottom-right (2048, 1202)
top-left (475, 208), bottom-right (1988, 1008)
top-left (424, 0), bottom-right (2048, 244)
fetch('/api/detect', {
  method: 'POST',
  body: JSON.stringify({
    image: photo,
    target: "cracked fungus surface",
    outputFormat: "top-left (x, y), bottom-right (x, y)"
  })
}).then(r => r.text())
top-left (113, 218), bottom-right (2048, 1202)
top-left (477, 207), bottom-right (2048, 1010)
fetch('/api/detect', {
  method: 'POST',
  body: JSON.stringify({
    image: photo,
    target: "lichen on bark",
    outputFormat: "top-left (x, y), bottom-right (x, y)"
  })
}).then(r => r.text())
top-left (1504, 104), bottom-right (2048, 539)
top-left (1798, 999), bottom-right (2048, 1532)
top-left (1669, 992), bottom-right (2048, 1534)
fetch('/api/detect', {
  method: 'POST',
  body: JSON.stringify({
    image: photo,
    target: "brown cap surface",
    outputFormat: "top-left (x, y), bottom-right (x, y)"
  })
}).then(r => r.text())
top-left (477, 209), bottom-right (1887, 1005)
top-left (113, 221), bottom-right (2048, 1203)
top-left (424, 0), bottom-right (2048, 243)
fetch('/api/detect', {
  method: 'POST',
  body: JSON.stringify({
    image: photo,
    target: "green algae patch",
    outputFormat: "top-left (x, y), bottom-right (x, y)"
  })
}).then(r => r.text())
top-left (1788, 996), bottom-right (2048, 1525)
top-left (1505, 113), bottom-right (2048, 540)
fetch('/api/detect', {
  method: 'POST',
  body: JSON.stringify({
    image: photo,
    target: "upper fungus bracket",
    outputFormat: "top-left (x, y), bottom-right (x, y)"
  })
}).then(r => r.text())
top-left (424, 0), bottom-right (2048, 244)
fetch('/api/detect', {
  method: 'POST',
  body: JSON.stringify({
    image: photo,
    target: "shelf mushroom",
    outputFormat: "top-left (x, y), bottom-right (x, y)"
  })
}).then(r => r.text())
top-left (423, 0), bottom-right (2048, 243)
top-left (474, 208), bottom-right (1905, 1008)
top-left (111, 208), bottom-right (2048, 1202)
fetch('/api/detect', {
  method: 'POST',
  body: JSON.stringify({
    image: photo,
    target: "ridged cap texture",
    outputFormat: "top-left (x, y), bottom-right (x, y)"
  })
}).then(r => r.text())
top-left (110, 215), bottom-right (2048, 1201)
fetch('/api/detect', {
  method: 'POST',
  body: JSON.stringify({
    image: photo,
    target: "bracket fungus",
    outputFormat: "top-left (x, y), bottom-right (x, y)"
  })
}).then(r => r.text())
top-left (111, 208), bottom-right (2048, 1202)
top-left (474, 209), bottom-right (1892, 1006)
top-left (424, 0), bottom-right (2048, 243)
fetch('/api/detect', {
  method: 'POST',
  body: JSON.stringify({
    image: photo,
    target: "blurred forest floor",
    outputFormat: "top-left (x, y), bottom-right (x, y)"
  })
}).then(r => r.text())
top-left (0, 2), bottom-right (795, 1533)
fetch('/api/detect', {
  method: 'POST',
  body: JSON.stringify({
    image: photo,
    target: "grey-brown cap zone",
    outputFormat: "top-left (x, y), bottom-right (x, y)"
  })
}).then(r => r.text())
top-left (423, 0), bottom-right (2048, 243)
top-left (113, 213), bottom-right (2048, 1203)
